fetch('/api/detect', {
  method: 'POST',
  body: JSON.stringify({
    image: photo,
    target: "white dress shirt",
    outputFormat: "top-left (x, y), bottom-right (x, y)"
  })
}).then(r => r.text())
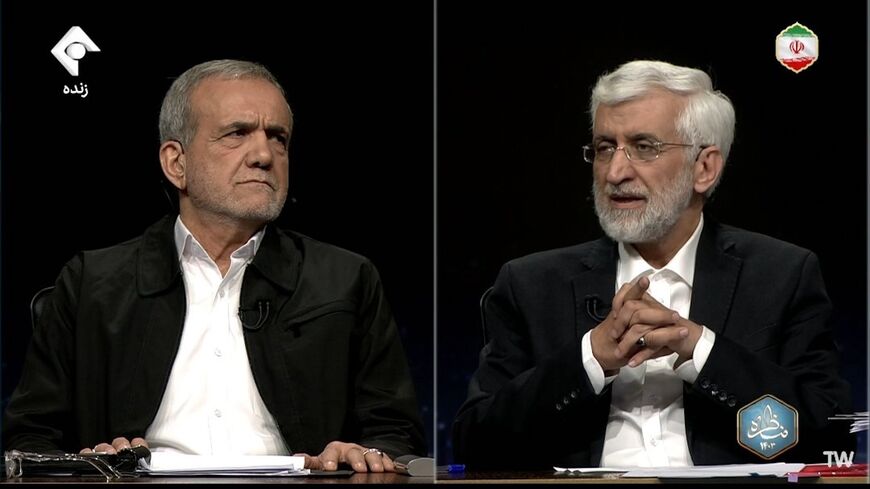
top-left (145, 217), bottom-right (290, 455)
top-left (581, 215), bottom-right (716, 467)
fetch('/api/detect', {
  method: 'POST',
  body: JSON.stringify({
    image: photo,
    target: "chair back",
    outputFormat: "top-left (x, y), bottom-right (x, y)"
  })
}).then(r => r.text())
top-left (30, 286), bottom-right (56, 330)
top-left (479, 286), bottom-right (494, 345)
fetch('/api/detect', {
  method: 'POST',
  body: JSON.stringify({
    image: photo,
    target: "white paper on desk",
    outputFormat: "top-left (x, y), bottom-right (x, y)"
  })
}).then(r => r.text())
top-left (554, 467), bottom-right (630, 474)
top-left (622, 463), bottom-right (805, 478)
top-left (555, 463), bottom-right (804, 478)
top-left (138, 452), bottom-right (309, 476)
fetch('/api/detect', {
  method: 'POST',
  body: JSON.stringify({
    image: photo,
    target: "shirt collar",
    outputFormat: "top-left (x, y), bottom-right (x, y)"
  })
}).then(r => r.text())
top-left (617, 214), bottom-right (704, 287)
top-left (173, 216), bottom-right (265, 263)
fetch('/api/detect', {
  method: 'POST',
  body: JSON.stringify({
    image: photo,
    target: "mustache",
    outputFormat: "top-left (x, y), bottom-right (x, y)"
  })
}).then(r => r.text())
top-left (602, 183), bottom-right (649, 199)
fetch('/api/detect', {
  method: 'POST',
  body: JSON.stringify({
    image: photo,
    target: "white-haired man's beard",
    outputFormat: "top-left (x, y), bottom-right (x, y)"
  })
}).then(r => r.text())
top-left (592, 163), bottom-right (695, 244)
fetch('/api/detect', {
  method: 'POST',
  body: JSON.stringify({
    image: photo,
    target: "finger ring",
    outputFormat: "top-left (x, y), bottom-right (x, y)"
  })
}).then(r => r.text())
top-left (636, 336), bottom-right (646, 347)
top-left (361, 448), bottom-right (383, 457)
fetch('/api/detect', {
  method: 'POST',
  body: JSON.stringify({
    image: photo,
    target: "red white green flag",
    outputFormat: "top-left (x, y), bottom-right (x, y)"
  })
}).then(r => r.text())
top-left (776, 22), bottom-right (818, 73)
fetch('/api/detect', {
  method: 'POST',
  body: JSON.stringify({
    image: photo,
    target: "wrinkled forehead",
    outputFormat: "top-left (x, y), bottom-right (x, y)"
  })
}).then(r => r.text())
top-left (191, 76), bottom-right (293, 127)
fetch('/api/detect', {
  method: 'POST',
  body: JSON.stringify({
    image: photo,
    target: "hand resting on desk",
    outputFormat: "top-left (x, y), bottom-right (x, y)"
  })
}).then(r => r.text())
top-left (78, 437), bottom-right (393, 473)
top-left (297, 440), bottom-right (395, 473)
top-left (79, 436), bottom-right (149, 455)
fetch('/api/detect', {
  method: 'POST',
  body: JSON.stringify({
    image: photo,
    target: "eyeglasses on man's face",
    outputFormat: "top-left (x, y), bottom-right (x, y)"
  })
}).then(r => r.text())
top-left (582, 140), bottom-right (695, 164)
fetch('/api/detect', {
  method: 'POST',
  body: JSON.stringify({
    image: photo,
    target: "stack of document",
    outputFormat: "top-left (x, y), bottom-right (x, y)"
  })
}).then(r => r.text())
top-left (138, 452), bottom-right (308, 476)
top-left (829, 412), bottom-right (869, 433)
top-left (555, 463), bottom-right (805, 479)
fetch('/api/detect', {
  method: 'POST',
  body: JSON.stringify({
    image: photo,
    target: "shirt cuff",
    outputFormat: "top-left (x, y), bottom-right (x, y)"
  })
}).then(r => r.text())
top-left (581, 330), bottom-right (617, 395)
top-left (675, 325), bottom-right (716, 383)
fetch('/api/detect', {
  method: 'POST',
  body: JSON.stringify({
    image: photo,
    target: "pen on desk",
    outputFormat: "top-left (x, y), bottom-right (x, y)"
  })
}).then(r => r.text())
top-left (448, 464), bottom-right (465, 473)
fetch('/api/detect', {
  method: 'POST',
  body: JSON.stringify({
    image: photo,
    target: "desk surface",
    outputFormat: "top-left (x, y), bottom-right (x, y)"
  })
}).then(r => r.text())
top-left (437, 470), bottom-right (868, 484)
top-left (5, 471), bottom-right (865, 484)
top-left (2, 472), bottom-right (433, 484)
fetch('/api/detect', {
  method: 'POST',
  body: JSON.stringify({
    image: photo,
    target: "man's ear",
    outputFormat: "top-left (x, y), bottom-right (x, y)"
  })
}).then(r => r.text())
top-left (159, 140), bottom-right (186, 191)
top-left (693, 145), bottom-right (724, 195)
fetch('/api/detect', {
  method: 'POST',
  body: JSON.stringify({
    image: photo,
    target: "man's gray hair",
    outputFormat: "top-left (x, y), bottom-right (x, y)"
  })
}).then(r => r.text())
top-left (159, 59), bottom-right (292, 147)
top-left (589, 60), bottom-right (735, 196)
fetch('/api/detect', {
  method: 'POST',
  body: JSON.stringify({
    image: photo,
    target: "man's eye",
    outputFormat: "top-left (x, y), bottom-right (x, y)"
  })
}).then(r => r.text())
top-left (634, 142), bottom-right (654, 152)
top-left (596, 143), bottom-right (615, 152)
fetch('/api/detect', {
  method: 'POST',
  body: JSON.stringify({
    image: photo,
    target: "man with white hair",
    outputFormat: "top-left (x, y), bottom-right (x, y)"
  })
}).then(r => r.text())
top-left (453, 60), bottom-right (852, 468)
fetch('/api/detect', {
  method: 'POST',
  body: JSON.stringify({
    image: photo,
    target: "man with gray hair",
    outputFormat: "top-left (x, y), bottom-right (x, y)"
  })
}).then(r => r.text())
top-left (453, 60), bottom-right (851, 468)
top-left (4, 59), bottom-right (425, 473)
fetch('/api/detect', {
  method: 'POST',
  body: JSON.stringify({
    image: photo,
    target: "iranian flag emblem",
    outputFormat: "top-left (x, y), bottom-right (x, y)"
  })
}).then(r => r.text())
top-left (776, 22), bottom-right (818, 73)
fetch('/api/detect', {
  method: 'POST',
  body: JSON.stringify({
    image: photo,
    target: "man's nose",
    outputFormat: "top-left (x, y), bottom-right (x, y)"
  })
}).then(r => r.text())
top-left (247, 130), bottom-right (274, 168)
top-left (605, 147), bottom-right (635, 184)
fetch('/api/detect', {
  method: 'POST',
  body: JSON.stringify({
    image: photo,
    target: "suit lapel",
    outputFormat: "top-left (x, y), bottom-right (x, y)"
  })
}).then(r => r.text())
top-left (123, 287), bottom-right (186, 432)
top-left (567, 238), bottom-right (617, 466)
top-left (684, 218), bottom-right (742, 459)
top-left (570, 238), bottom-right (618, 335)
top-left (124, 216), bottom-right (186, 432)
top-left (688, 219), bottom-right (742, 336)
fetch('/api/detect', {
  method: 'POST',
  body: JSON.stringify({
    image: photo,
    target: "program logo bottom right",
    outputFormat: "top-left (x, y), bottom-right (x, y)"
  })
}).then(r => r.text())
top-left (737, 394), bottom-right (798, 459)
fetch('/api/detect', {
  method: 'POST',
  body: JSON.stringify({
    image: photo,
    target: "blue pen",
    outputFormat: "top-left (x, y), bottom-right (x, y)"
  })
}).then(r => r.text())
top-left (447, 464), bottom-right (465, 473)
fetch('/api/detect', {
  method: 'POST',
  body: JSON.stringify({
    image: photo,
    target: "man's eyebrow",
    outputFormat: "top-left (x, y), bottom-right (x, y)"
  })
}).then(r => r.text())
top-left (217, 121), bottom-right (290, 135)
top-left (626, 132), bottom-right (662, 142)
top-left (265, 122), bottom-right (290, 134)
top-left (217, 120), bottom-right (258, 134)
top-left (592, 132), bottom-right (663, 144)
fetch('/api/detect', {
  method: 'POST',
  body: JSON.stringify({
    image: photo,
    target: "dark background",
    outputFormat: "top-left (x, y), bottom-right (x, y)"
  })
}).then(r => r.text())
top-left (0, 3), bottom-right (434, 454)
top-left (437, 3), bottom-right (868, 463)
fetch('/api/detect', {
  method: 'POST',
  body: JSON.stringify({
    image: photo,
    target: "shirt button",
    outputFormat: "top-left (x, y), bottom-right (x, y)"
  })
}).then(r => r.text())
top-left (650, 438), bottom-right (658, 447)
top-left (214, 348), bottom-right (222, 357)
top-left (214, 409), bottom-right (222, 418)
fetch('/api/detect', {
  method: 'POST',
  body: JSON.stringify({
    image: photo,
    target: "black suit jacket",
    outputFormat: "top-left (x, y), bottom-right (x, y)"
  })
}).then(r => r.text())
top-left (4, 215), bottom-right (425, 458)
top-left (453, 218), bottom-right (852, 468)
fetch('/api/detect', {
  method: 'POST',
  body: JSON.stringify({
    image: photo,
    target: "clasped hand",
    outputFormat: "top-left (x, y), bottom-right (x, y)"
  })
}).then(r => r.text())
top-left (590, 276), bottom-right (702, 372)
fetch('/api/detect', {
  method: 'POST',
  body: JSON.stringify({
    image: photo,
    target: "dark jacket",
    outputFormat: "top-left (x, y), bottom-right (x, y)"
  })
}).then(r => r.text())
top-left (4, 215), bottom-right (425, 457)
top-left (453, 218), bottom-right (852, 468)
